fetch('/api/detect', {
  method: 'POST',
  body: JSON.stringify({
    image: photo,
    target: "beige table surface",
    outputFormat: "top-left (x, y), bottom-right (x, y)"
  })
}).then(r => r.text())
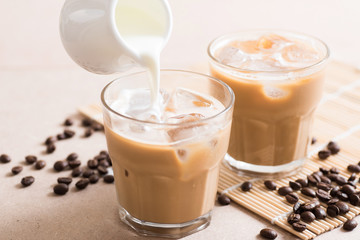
top-left (1, 1), bottom-right (360, 239)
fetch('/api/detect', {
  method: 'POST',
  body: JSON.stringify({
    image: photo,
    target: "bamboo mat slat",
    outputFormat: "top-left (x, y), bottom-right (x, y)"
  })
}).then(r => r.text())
top-left (79, 61), bottom-right (360, 240)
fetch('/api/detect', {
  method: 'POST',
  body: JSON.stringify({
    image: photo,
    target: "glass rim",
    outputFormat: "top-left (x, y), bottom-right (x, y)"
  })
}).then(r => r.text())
top-left (101, 69), bottom-right (235, 127)
top-left (207, 29), bottom-right (330, 75)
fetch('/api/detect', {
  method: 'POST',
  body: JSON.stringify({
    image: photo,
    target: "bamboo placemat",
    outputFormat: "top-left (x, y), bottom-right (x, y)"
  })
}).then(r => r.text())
top-left (79, 61), bottom-right (360, 239)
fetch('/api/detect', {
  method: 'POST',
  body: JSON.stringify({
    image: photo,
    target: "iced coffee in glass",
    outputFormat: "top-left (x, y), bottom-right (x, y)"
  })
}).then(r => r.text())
top-left (208, 30), bottom-right (329, 176)
top-left (101, 70), bottom-right (234, 238)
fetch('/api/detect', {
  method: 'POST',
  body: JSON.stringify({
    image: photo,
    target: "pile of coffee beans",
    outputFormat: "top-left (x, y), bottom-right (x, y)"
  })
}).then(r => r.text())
top-left (318, 141), bottom-right (340, 160)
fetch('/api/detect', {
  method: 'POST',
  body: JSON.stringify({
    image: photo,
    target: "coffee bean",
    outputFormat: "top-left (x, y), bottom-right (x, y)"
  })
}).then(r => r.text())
top-left (104, 175), bottom-right (114, 183)
top-left (327, 205), bottom-right (340, 217)
top-left (287, 213), bottom-right (301, 224)
top-left (330, 167), bottom-right (340, 174)
top-left (66, 152), bottom-right (78, 161)
top-left (347, 164), bottom-right (360, 173)
top-left (313, 207), bottom-right (326, 219)
top-left (292, 222), bottom-right (307, 232)
top-left (313, 170), bottom-right (323, 177)
top-left (64, 118), bottom-right (73, 126)
top-left (94, 154), bottom-right (107, 161)
top-left (75, 179), bottom-right (90, 190)
top-left (348, 173), bottom-right (356, 182)
top-left (0, 154), bottom-right (11, 163)
top-left (92, 123), bottom-right (104, 131)
top-left (241, 181), bottom-right (252, 192)
top-left (107, 157), bottom-right (112, 166)
top-left (53, 183), bottom-right (69, 195)
top-left (218, 194), bottom-right (231, 205)
top-left (319, 167), bottom-right (329, 175)
top-left (82, 169), bottom-right (95, 178)
top-left (64, 129), bottom-right (75, 138)
top-left (300, 211), bottom-right (315, 223)
top-left (341, 184), bottom-right (356, 196)
top-left (11, 166), bottom-right (23, 175)
top-left (289, 181), bottom-right (302, 191)
top-left (99, 150), bottom-right (109, 156)
top-left (285, 193), bottom-right (299, 204)
top-left (259, 228), bottom-right (277, 239)
top-left (301, 187), bottom-right (316, 198)
top-left (295, 178), bottom-right (308, 188)
top-left (25, 155), bottom-right (37, 164)
top-left (72, 167), bottom-right (82, 177)
top-left (349, 194), bottom-right (360, 206)
top-left (57, 133), bottom-right (67, 140)
top-left (98, 160), bottom-right (110, 168)
top-left (45, 136), bottom-right (56, 145)
top-left (336, 201), bottom-right (349, 215)
top-left (311, 137), bottom-right (317, 145)
top-left (89, 174), bottom-right (99, 184)
top-left (320, 176), bottom-right (331, 184)
top-left (68, 160), bottom-right (81, 169)
top-left (317, 182), bottom-right (331, 191)
top-left (327, 141), bottom-right (340, 154)
top-left (35, 160), bottom-right (46, 170)
top-left (293, 202), bottom-right (302, 214)
top-left (301, 200), bottom-right (320, 212)
top-left (97, 165), bottom-right (108, 175)
top-left (347, 180), bottom-right (356, 187)
top-left (21, 176), bottom-right (34, 187)
top-left (264, 180), bottom-right (277, 190)
top-left (336, 191), bottom-right (349, 201)
top-left (307, 175), bottom-right (319, 186)
top-left (57, 177), bottom-right (72, 185)
top-left (336, 175), bottom-right (347, 186)
top-left (53, 161), bottom-right (68, 172)
top-left (316, 189), bottom-right (331, 202)
top-left (343, 219), bottom-right (358, 231)
top-left (330, 186), bottom-right (340, 197)
top-left (318, 150), bottom-right (331, 160)
top-left (278, 186), bottom-right (293, 196)
top-left (84, 128), bottom-right (93, 137)
top-left (82, 118), bottom-right (93, 127)
top-left (327, 198), bottom-right (339, 205)
top-left (87, 159), bottom-right (98, 169)
top-left (327, 173), bottom-right (338, 181)
top-left (46, 143), bottom-right (56, 153)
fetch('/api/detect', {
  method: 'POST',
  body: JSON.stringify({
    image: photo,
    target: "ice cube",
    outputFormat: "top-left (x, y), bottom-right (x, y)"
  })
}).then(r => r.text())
top-left (166, 113), bottom-right (205, 141)
top-left (167, 113), bottom-right (205, 124)
top-left (256, 34), bottom-right (290, 50)
top-left (281, 43), bottom-right (320, 64)
top-left (263, 86), bottom-right (288, 99)
top-left (166, 88), bottom-right (214, 111)
top-left (240, 58), bottom-right (284, 71)
top-left (217, 46), bottom-right (247, 67)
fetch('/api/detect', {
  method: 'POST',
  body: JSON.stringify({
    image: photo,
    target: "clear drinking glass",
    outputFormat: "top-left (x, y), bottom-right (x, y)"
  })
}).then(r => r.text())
top-left (101, 70), bottom-right (234, 238)
top-left (208, 30), bottom-right (329, 177)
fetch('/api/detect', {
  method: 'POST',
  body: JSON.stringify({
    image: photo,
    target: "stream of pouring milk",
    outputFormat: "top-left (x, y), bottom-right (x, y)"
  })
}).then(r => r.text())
top-left (115, 0), bottom-right (169, 120)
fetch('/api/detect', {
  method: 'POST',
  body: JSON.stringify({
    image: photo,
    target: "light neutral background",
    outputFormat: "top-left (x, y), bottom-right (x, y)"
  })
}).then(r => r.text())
top-left (1, 0), bottom-right (360, 239)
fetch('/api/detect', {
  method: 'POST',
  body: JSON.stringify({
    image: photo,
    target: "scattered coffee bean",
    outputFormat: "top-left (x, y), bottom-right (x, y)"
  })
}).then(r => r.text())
top-left (327, 198), bottom-right (339, 205)
top-left (97, 165), bottom-right (108, 175)
top-left (336, 201), bottom-right (349, 215)
top-left (327, 205), bottom-right (340, 217)
top-left (318, 150), bottom-right (331, 160)
top-left (349, 194), bottom-right (360, 206)
top-left (264, 180), bottom-right (277, 190)
top-left (319, 167), bottom-right (329, 175)
top-left (343, 219), bottom-right (358, 231)
top-left (241, 181), bottom-right (252, 192)
top-left (341, 184), bottom-right (356, 196)
top-left (66, 152), bottom-right (78, 161)
top-left (104, 175), bottom-right (114, 183)
top-left (46, 143), bottom-right (56, 153)
top-left (98, 160), bottom-right (110, 168)
top-left (11, 166), bottom-right (23, 175)
top-left (311, 137), bottom-right (317, 145)
top-left (84, 128), bottom-right (93, 137)
top-left (285, 193), bottom-right (299, 204)
top-left (89, 174), bottom-right (99, 184)
top-left (35, 160), bottom-right (46, 170)
top-left (287, 213), bottom-right (301, 224)
top-left (64, 118), bottom-right (73, 126)
top-left (57, 133), bottom-right (67, 140)
top-left (72, 167), bottom-right (83, 177)
top-left (218, 194), bottom-right (231, 205)
top-left (295, 178), bottom-right (308, 188)
top-left (336, 175), bottom-right (347, 186)
top-left (327, 141), bottom-right (340, 154)
top-left (99, 150), bottom-right (109, 156)
top-left (278, 186), bottom-right (293, 196)
top-left (330, 186), bottom-right (340, 197)
top-left (330, 167), bottom-right (340, 174)
top-left (94, 154), bottom-right (107, 161)
top-left (307, 175), bottom-right (319, 186)
top-left (25, 155), bottom-right (37, 164)
top-left (45, 136), bottom-right (56, 145)
top-left (320, 176), bottom-right (331, 184)
top-left (53, 183), bottom-right (69, 195)
top-left (57, 177), bottom-right (72, 185)
top-left (313, 207), bottom-right (326, 219)
top-left (82, 169), bottom-right (95, 178)
top-left (21, 176), bottom-right (34, 187)
top-left (0, 154), bottom-right (11, 163)
top-left (64, 129), bottom-right (75, 138)
top-left (313, 171), bottom-right (323, 177)
top-left (292, 222), bottom-right (307, 232)
top-left (336, 191), bottom-right (349, 201)
top-left (75, 179), bottom-right (90, 190)
top-left (87, 159), bottom-right (99, 169)
top-left (348, 173), bottom-right (356, 182)
top-left (259, 228), bottom-right (277, 239)
top-left (53, 161), bottom-right (68, 172)
top-left (301, 187), bottom-right (316, 198)
top-left (92, 123), bottom-right (104, 131)
top-left (301, 200), bottom-right (320, 212)
top-left (68, 160), bottom-right (81, 169)
top-left (347, 164), bottom-right (360, 173)
top-left (317, 182), bottom-right (331, 191)
top-left (316, 189), bottom-right (331, 202)
top-left (327, 173), bottom-right (339, 181)
top-left (300, 211), bottom-right (315, 223)
top-left (82, 118), bottom-right (93, 127)
top-left (293, 202), bottom-right (302, 214)
top-left (289, 181), bottom-right (302, 191)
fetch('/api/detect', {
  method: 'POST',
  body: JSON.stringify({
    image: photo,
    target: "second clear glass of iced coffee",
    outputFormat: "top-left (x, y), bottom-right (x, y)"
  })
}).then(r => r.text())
top-left (208, 30), bottom-right (329, 176)
top-left (101, 70), bottom-right (234, 238)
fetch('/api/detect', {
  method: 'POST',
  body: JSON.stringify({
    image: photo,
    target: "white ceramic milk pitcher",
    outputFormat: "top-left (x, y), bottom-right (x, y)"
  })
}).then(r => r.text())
top-left (59, 0), bottom-right (172, 74)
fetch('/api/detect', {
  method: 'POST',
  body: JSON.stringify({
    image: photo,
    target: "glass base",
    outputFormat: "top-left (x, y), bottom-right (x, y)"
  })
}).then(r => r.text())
top-left (119, 206), bottom-right (211, 238)
top-left (223, 153), bottom-right (305, 178)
